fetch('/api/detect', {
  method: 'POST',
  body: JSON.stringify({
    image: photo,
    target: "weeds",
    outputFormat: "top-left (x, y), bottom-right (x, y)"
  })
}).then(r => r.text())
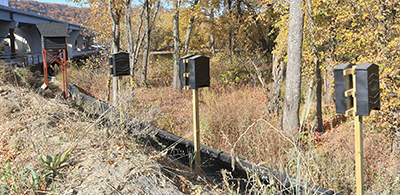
top-left (38, 149), bottom-right (70, 182)
top-left (62, 53), bottom-right (399, 194)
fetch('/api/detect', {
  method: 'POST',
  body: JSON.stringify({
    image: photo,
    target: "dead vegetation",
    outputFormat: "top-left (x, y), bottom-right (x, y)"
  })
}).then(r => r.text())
top-left (64, 55), bottom-right (400, 194)
top-left (0, 62), bottom-right (224, 194)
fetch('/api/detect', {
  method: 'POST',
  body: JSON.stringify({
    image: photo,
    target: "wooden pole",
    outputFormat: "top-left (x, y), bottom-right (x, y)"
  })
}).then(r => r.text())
top-left (355, 115), bottom-right (364, 195)
top-left (192, 89), bottom-right (201, 173)
top-left (42, 49), bottom-right (48, 86)
top-left (113, 76), bottom-right (118, 107)
top-left (118, 76), bottom-right (123, 119)
top-left (63, 49), bottom-right (68, 99)
top-left (353, 67), bottom-right (364, 195)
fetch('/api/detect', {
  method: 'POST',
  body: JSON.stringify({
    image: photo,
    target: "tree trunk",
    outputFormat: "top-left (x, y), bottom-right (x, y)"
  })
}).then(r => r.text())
top-left (324, 58), bottom-right (334, 104)
top-left (109, 1), bottom-right (120, 53)
top-left (141, 0), bottom-right (150, 88)
top-left (183, 0), bottom-right (199, 54)
top-left (282, 0), bottom-right (304, 136)
top-left (315, 57), bottom-right (323, 132)
top-left (109, 0), bottom-right (120, 107)
top-left (125, 0), bottom-right (134, 87)
top-left (267, 53), bottom-right (284, 114)
top-left (210, 34), bottom-right (215, 55)
top-left (184, 17), bottom-right (194, 54)
top-left (210, 5), bottom-right (216, 56)
top-left (306, 0), bottom-right (323, 132)
top-left (172, 0), bottom-right (181, 90)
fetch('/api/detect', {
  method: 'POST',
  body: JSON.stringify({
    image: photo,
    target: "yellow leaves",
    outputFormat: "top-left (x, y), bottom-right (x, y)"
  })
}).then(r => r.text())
top-left (374, 14), bottom-right (385, 20)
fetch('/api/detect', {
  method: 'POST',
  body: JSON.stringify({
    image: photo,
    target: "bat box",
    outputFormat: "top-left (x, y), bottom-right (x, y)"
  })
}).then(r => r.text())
top-left (355, 63), bottom-right (380, 116)
top-left (111, 52), bottom-right (130, 76)
top-left (189, 55), bottom-right (210, 89)
top-left (180, 55), bottom-right (195, 89)
top-left (334, 63), bottom-right (353, 114)
top-left (36, 23), bottom-right (69, 49)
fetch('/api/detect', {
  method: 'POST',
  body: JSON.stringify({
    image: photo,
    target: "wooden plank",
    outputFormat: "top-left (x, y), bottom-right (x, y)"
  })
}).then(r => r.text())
top-left (343, 68), bottom-right (355, 75)
top-left (345, 89), bottom-right (355, 97)
top-left (345, 108), bottom-right (355, 117)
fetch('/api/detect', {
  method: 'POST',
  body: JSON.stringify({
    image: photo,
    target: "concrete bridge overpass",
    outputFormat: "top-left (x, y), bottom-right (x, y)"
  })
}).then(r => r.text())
top-left (0, 4), bottom-right (97, 65)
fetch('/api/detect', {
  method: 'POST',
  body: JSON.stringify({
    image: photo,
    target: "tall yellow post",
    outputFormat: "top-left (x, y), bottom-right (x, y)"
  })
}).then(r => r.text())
top-left (192, 89), bottom-right (201, 173)
top-left (355, 115), bottom-right (363, 195)
top-left (353, 67), bottom-right (364, 195)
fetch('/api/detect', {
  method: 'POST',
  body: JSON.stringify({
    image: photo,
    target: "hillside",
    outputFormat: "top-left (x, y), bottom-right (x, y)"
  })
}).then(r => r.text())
top-left (8, 0), bottom-right (88, 25)
top-left (0, 63), bottom-right (219, 194)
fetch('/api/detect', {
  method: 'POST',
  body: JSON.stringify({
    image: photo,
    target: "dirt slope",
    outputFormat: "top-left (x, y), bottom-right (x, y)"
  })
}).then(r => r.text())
top-left (0, 83), bottom-right (217, 194)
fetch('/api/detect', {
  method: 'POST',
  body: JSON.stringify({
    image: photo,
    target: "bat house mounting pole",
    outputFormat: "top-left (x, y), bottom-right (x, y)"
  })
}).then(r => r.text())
top-left (192, 88), bottom-right (201, 174)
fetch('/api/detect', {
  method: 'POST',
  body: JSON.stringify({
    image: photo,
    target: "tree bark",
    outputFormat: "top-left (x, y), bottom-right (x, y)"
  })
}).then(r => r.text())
top-left (141, 0), bottom-right (150, 88)
top-left (183, 0), bottom-right (199, 54)
top-left (306, 0), bottom-right (322, 132)
top-left (109, 0), bottom-right (120, 53)
top-left (210, 34), bottom-right (215, 55)
top-left (324, 61), bottom-right (334, 104)
top-left (315, 57), bottom-right (323, 132)
top-left (210, 4), bottom-right (216, 56)
top-left (172, 0), bottom-right (181, 90)
top-left (267, 53), bottom-right (284, 114)
top-left (109, 0), bottom-right (121, 107)
top-left (184, 17), bottom-right (194, 54)
top-left (282, 0), bottom-right (304, 136)
top-left (125, 0), bottom-right (134, 87)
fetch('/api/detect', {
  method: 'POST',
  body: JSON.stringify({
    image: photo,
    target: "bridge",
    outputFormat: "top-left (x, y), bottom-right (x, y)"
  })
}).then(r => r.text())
top-left (0, 4), bottom-right (97, 66)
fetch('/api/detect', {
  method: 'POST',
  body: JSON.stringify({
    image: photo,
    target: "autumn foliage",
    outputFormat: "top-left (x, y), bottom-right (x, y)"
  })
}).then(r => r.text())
top-left (6, 0), bottom-right (400, 194)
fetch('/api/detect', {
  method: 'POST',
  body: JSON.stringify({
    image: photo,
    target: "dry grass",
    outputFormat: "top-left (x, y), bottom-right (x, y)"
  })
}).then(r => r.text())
top-left (64, 54), bottom-right (400, 194)
top-left (0, 62), bottom-right (219, 194)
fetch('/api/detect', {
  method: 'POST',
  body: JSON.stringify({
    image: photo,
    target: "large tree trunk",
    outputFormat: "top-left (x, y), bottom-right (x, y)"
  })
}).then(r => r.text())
top-left (282, 0), bottom-right (304, 136)
top-left (109, 1), bottom-right (120, 53)
top-left (172, 0), bottom-right (181, 90)
top-left (141, 0), bottom-right (150, 88)
top-left (109, 0), bottom-right (120, 107)
top-left (125, 0), bottom-right (134, 87)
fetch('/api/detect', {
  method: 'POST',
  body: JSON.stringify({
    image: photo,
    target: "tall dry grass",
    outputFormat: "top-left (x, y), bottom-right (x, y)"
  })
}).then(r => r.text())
top-left (63, 53), bottom-right (400, 194)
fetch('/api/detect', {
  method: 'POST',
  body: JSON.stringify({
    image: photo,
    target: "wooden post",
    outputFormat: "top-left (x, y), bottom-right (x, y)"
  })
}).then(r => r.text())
top-left (113, 76), bottom-right (118, 107)
top-left (118, 76), bottom-right (123, 119)
top-left (192, 89), bottom-right (201, 173)
top-left (353, 67), bottom-right (364, 195)
top-left (355, 115), bottom-right (363, 195)
top-left (63, 49), bottom-right (68, 99)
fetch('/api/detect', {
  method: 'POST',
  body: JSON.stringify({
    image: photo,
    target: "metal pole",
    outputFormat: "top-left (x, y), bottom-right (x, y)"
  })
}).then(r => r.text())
top-left (192, 89), bottom-right (201, 173)
top-left (42, 49), bottom-right (48, 86)
top-left (63, 49), bottom-right (68, 99)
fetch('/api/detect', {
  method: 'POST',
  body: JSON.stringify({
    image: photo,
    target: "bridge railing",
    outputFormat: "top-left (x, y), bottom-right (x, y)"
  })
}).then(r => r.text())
top-left (0, 52), bottom-right (43, 66)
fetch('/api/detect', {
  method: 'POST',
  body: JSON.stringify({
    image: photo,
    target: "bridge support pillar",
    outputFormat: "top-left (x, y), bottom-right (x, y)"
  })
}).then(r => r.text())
top-left (14, 27), bottom-right (42, 56)
top-left (0, 21), bottom-right (18, 51)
